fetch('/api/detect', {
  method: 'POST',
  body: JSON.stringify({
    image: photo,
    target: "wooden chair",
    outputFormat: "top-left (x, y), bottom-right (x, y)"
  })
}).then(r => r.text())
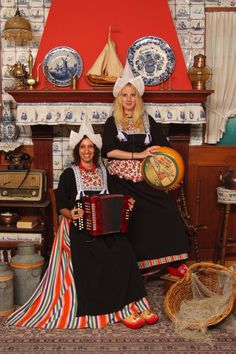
top-left (48, 188), bottom-right (59, 235)
top-left (172, 183), bottom-right (206, 263)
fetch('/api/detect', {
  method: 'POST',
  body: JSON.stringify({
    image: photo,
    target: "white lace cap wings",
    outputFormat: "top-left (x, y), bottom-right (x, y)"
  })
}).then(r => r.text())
top-left (113, 59), bottom-right (145, 97)
top-left (69, 118), bottom-right (102, 150)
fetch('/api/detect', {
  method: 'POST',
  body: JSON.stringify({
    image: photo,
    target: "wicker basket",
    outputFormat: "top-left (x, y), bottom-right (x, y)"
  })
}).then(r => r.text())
top-left (164, 262), bottom-right (236, 329)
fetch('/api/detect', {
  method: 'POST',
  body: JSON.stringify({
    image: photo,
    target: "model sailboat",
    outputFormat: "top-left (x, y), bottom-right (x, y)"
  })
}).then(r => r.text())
top-left (86, 28), bottom-right (123, 86)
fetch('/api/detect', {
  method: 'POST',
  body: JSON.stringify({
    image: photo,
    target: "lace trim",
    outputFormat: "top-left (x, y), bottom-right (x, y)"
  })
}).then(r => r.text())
top-left (71, 164), bottom-right (108, 199)
top-left (116, 112), bottom-right (152, 145)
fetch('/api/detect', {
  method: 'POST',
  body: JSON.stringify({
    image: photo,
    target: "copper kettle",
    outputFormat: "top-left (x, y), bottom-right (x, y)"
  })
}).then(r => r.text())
top-left (220, 169), bottom-right (236, 190)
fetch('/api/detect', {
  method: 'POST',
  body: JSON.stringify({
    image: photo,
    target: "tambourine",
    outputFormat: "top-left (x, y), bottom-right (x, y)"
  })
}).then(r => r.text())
top-left (141, 147), bottom-right (184, 190)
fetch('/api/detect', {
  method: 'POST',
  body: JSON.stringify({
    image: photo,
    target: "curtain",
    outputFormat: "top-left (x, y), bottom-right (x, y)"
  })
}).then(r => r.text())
top-left (205, 11), bottom-right (236, 144)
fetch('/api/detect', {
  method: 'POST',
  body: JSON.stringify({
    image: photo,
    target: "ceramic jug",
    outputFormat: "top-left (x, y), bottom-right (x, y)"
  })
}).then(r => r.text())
top-left (10, 243), bottom-right (44, 306)
top-left (221, 169), bottom-right (236, 190)
top-left (0, 262), bottom-right (14, 317)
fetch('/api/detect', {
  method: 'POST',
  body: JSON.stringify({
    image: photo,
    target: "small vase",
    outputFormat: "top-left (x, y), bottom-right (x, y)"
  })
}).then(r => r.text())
top-left (0, 112), bottom-right (20, 142)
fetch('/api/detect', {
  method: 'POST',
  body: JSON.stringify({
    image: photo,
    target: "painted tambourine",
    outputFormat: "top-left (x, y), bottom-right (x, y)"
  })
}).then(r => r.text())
top-left (141, 147), bottom-right (184, 190)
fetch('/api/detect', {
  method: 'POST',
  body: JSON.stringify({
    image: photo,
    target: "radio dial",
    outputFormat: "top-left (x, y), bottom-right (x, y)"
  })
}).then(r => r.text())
top-left (32, 190), bottom-right (37, 196)
top-left (2, 190), bottom-right (8, 196)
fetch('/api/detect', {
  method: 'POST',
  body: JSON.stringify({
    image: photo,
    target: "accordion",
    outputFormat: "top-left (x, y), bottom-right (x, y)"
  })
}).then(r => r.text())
top-left (82, 194), bottom-right (131, 237)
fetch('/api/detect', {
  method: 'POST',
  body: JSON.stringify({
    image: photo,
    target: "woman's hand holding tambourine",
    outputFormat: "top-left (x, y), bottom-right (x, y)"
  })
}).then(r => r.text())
top-left (138, 145), bottom-right (161, 160)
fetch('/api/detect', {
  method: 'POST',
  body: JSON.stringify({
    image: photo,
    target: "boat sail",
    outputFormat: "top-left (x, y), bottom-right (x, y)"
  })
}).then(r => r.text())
top-left (86, 29), bottom-right (123, 86)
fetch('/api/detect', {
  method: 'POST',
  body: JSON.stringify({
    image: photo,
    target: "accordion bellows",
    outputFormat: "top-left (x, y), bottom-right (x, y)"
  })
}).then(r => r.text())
top-left (82, 194), bottom-right (131, 236)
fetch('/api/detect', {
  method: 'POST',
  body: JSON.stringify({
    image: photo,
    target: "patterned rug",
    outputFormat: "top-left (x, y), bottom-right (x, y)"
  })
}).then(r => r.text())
top-left (0, 279), bottom-right (236, 354)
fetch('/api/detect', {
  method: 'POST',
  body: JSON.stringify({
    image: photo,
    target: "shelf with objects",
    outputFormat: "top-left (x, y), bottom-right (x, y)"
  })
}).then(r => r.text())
top-left (7, 89), bottom-right (213, 104)
top-left (0, 199), bottom-right (50, 262)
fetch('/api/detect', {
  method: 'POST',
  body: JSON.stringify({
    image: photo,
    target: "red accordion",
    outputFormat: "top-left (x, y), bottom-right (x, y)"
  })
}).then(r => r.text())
top-left (82, 194), bottom-right (131, 236)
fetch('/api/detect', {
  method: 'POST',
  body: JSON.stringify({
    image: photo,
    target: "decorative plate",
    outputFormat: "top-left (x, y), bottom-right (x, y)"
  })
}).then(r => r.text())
top-left (141, 147), bottom-right (184, 190)
top-left (127, 36), bottom-right (175, 86)
top-left (43, 46), bottom-right (83, 87)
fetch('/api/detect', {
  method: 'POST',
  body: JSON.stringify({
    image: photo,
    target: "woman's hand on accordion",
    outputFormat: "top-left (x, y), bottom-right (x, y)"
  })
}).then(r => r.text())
top-left (128, 197), bottom-right (135, 212)
top-left (71, 207), bottom-right (84, 221)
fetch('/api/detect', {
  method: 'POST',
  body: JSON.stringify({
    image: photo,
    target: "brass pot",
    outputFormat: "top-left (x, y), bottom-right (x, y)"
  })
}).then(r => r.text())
top-left (221, 169), bottom-right (236, 190)
top-left (0, 213), bottom-right (20, 226)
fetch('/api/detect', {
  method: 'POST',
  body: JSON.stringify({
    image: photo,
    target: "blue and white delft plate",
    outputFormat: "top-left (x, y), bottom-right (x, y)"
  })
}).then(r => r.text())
top-left (127, 36), bottom-right (175, 86)
top-left (43, 46), bottom-right (83, 87)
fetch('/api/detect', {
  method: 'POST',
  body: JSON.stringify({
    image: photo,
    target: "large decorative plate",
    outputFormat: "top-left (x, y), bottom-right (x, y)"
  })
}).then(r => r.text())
top-left (127, 36), bottom-right (175, 86)
top-left (141, 147), bottom-right (184, 190)
top-left (43, 46), bottom-right (83, 87)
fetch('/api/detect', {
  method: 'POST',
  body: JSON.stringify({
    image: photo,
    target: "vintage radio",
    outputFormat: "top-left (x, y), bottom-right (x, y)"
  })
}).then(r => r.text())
top-left (0, 169), bottom-right (47, 202)
top-left (82, 194), bottom-right (131, 236)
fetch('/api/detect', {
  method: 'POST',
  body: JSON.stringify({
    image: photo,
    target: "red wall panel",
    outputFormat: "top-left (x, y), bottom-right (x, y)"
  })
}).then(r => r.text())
top-left (34, 0), bottom-right (192, 91)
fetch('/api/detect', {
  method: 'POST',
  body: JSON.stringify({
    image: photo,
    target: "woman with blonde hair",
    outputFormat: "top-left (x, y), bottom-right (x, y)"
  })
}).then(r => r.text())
top-left (102, 62), bottom-right (190, 277)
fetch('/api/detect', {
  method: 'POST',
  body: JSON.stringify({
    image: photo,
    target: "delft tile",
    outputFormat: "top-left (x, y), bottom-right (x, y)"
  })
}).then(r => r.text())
top-left (2, 78), bottom-right (15, 91)
top-left (29, 35), bottom-right (41, 49)
top-left (62, 156), bottom-right (73, 169)
top-left (30, 7), bottom-right (44, 21)
top-left (1, 38), bottom-right (16, 49)
top-left (31, 21), bottom-right (44, 33)
top-left (219, 0), bottom-right (236, 4)
top-left (17, 0), bottom-right (30, 6)
top-left (0, 7), bottom-right (15, 19)
top-left (176, 19), bottom-right (190, 31)
top-left (53, 155), bottom-right (63, 170)
top-left (1, 0), bottom-right (14, 6)
top-left (53, 170), bottom-right (62, 182)
top-left (2, 50), bottom-right (16, 65)
top-left (30, 0), bottom-right (43, 6)
top-left (62, 139), bottom-right (72, 153)
top-left (16, 50), bottom-right (29, 65)
top-left (190, 34), bottom-right (204, 48)
top-left (53, 139), bottom-right (63, 155)
top-left (18, 7), bottom-right (30, 17)
top-left (190, 19), bottom-right (204, 34)
top-left (2, 65), bottom-right (12, 78)
top-left (190, 4), bottom-right (205, 19)
top-left (176, 4), bottom-right (190, 18)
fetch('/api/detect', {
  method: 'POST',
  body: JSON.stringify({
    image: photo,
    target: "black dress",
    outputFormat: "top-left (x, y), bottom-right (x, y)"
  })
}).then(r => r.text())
top-left (102, 115), bottom-right (190, 269)
top-left (57, 166), bottom-right (147, 316)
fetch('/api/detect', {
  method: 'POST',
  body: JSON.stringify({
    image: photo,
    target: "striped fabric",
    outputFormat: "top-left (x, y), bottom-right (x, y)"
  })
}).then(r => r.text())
top-left (6, 218), bottom-right (150, 329)
top-left (138, 253), bottom-right (188, 270)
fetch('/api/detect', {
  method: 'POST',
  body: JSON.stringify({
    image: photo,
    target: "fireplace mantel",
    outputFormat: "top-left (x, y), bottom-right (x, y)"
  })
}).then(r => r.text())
top-left (7, 89), bottom-right (214, 104)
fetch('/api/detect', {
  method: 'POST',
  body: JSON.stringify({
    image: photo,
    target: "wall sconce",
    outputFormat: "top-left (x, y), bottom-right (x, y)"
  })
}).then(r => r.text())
top-left (188, 54), bottom-right (212, 90)
top-left (2, 0), bottom-right (32, 42)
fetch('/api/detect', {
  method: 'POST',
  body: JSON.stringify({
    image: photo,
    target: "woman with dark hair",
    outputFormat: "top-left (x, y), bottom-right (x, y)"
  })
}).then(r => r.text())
top-left (7, 118), bottom-right (158, 330)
